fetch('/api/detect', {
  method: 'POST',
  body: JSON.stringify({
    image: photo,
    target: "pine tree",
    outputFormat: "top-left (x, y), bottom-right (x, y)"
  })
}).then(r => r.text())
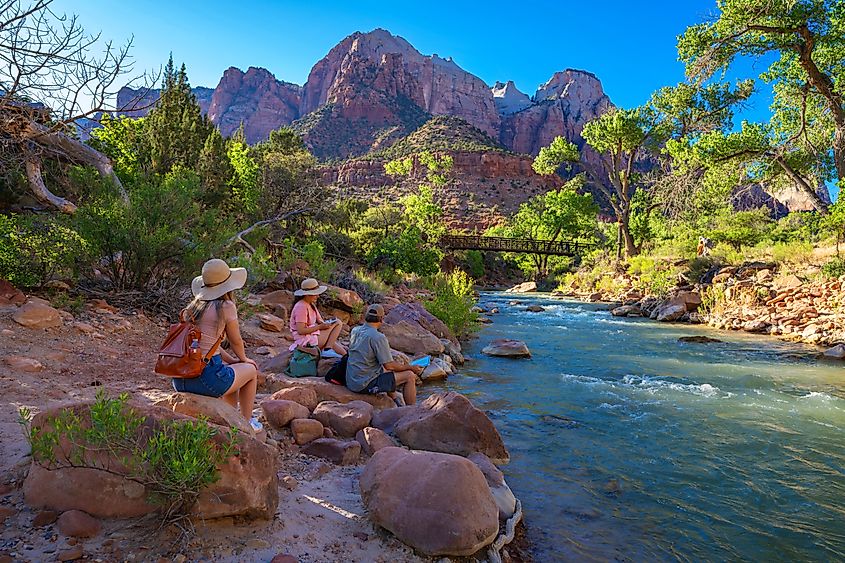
top-left (144, 56), bottom-right (214, 176)
top-left (197, 128), bottom-right (233, 206)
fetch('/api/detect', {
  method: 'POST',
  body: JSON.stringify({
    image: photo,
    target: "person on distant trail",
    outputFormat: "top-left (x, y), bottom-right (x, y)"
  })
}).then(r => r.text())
top-left (289, 278), bottom-right (347, 357)
top-left (697, 236), bottom-right (713, 256)
top-left (345, 304), bottom-right (422, 406)
top-left (173, 258), bottom-right (262, 431)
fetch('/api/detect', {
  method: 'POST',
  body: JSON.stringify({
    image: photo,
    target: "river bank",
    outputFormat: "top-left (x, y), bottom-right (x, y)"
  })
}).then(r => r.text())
top-left (546, 263), bottom-right (845, 356)
top-left (450, 292), bottom-right (845, 562)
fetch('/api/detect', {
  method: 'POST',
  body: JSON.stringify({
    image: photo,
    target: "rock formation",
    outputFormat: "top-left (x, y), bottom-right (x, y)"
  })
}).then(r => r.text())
top-left (207, 66), bottom-right (302, 142)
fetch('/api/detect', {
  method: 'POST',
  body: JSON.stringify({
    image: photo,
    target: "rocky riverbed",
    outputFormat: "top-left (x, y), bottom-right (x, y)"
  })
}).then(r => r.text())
top-left (0, 278), bottom-right (526, 562)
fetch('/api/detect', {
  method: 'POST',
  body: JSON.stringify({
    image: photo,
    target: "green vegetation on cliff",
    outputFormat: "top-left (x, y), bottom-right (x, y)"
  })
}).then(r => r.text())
top-left (369, 115), bottom-right (509, 160)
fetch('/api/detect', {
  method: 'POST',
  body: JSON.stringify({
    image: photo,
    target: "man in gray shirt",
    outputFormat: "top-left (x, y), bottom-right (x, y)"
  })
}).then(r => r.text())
top-left (346, 304), bottom-right (423, 405)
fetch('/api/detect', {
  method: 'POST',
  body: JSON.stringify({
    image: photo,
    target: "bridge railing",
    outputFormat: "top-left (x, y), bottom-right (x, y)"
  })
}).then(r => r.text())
top-left (439, 234), bottom-right (596, 256)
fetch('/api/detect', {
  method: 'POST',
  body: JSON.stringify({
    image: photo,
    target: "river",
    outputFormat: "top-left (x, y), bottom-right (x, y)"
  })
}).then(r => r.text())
top-left (430, 292), bottom-right (845, 562)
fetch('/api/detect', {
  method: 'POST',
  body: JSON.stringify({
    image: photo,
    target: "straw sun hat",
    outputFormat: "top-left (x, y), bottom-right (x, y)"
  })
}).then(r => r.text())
top-left (295, 277), bottom-right (328, 297)
top-left (191, 259), bottom-right (247, 301)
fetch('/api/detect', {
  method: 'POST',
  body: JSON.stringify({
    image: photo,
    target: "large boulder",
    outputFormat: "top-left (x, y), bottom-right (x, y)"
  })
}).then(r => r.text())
top-left (153, 393), bottom-right (253, 436)
top-left (13, 300), bottom-right (62, 329)
top-left (468, 453), bottom-right (517, 519)
top-left (380, 320), bottom-right (444, 356)
top-left (264, 375), bottom-right (395, 410)
top-left (371, 406), bottom-right (419, 434)
top-left (322, 285), bottom-right (364, 313)
top-left (394, 392), bottom-right (509, 464)
top-left (260, 290), bottom-right (295, 313)
top-left (481, 339), bottom-right (530, 358)
top-left (360, 447), bottom-right (499, 556)
top-left (655, 297), bottom-right (687, 322)
top-left (24, 400), bottom-right (278, 520)
top-left (611, 305), bottom-right (641, 317)
top-left (506, 281), bottom-right (536, 293)
top-left (312, 400), bottom-right (374, 437)
top-left (257, 313), bottom-right (286, 332)
top-left (383, 302), bottom-right (455, 343)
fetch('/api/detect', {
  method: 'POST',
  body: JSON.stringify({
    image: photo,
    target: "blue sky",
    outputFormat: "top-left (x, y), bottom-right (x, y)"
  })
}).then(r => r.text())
top-left (56, 0), bottom-right (774, 123)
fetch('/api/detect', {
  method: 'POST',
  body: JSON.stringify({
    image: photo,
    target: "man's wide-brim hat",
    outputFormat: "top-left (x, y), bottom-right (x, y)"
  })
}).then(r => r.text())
top-left (191, 259), bottom-right (247, 301)
top-left (295, 277), bottom-right (328, 297)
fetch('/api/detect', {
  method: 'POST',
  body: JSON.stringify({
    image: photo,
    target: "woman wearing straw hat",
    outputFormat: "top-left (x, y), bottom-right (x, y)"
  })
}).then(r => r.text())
top-left (173, 258), bottom-right (261, 431)
top-left (289, 278), bottom-right (347, 356)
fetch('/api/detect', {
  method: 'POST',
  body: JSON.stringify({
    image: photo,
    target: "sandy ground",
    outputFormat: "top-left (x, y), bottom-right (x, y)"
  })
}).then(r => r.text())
top-left (0, 299), bottom-right (432, 563)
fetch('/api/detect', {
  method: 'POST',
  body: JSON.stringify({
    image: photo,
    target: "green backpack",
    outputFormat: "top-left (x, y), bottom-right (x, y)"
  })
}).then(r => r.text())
top-left (285, 348), bottom-right (318, 378)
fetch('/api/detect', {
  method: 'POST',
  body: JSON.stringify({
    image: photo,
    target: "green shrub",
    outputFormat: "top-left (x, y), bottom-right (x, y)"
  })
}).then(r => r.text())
top-left (74, 168), bottom-right (229, 290)
top-left (687, 255), bottom-right (723, 283)
top-left (19, 390), bottom-right (238, 521)
top-left (424, 269), bottom-right (478, 338)
top-left (699, 285), bottom-right (727, 315)
top-left (367, 227), bottom-right (442, 277)
top-left (769, 240), bottom-right (814, 264)
top-left (229, 246), bottom-right (277, 290)
top-left (280, 238), bottom-right (336, 282)
top-left (0, 213), bottom-right (87, 287)
top-left (627, 256), bottom-right (675, 298)
top-left (464, 250), bottom-right (485, 279)
top-left (821, 257), bottom-right (845, 279)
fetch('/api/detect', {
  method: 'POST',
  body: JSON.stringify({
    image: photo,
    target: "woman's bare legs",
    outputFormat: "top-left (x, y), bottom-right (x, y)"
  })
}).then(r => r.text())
top-left (223, 362), bottom-right (258, 419)
top-left (317, 322), bottom-right (347, 355)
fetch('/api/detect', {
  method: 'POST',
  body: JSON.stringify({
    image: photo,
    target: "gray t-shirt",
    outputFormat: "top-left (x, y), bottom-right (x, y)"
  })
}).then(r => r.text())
top-left (346, 324), bottom-right (393, 392)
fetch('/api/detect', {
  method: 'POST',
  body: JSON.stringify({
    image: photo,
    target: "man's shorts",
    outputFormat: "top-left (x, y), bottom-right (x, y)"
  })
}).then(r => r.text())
top-left (364, 371), bottom-right (396, 394)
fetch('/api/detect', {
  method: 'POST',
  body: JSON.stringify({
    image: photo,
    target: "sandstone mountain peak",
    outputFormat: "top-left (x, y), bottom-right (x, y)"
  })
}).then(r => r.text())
top-left (491, 81), bottom-right (531, 116)
top-left (534, 69), bottom-right (606, 102)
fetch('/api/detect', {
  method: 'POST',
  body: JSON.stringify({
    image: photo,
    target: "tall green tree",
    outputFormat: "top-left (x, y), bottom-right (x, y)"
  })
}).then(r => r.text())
top-left (144, 56), bottom-right (215, 176)
top-left (678, 0), bottom-right (845, 209)
top-left (491, 176), bottom-right (598, 276)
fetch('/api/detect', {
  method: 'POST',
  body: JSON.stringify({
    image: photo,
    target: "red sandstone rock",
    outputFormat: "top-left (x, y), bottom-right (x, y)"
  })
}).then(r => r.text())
top-left (356, 427), bottom-right (396, 456)
top-left (269, 386), bottom-right (319, 411)
top-left (301, 438), bottom-right (361, 465)
top-left (13, 300), bottom-right (62, 329)
top-left (262, 400), bottom-right (310, 430)
top-left (290, 418), bottom-right (324, 445)
top-left (0, 279), bottom-right (25, 306)
top-left (360, 447), bottom-right (499, 556)
top-left (312, 400), bottom-right (374, 438)
top-left (394, 392), bottom-right (510, 464)
top-left (57, 510), bottom-right (101, 538)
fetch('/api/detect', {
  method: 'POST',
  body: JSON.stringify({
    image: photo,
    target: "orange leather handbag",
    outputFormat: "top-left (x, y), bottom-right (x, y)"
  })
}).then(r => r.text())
top-left (155, 311), bottom-right (224, 378)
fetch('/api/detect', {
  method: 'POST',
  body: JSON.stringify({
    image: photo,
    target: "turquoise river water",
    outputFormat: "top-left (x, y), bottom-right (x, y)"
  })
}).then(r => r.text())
top-left (430, 292), bottom-right (845, 562)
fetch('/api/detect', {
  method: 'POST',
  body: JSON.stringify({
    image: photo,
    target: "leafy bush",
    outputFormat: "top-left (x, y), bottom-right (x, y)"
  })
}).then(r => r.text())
top-left (769, 240), bottom-right (814, 264)
top-left (699, 285), bottom-right (727, 316)
top-left (708, 208), bottom-right (773, 250)
top-left (74, 168), bottom-right (229, 290)
top-left (821, 257), bottom-right (845, 279)
top-left (464, 250), bottom-right (485, 279)
top-left (627, 256), bottom-right (675, 298)
top-left (367, 227), bottom-right (442, 277)
top-left (229, 246), bottom-right (277, 290)
top-left (687, 255), bottom-right (723, 283)
top-left (0, 213), bottom-right (87, 287)
top-left (19, 390), bottom-right (237, 521)
top-left (280, 238), bottom-right (336, 281)
top-left (424, 269), bottom-right (478, 338)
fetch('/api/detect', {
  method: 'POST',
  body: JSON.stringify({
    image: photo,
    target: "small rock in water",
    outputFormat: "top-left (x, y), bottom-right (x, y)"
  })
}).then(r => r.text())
top-left (678, 336), bottom-right (723, 344)
top-left (602, 479), bottom-right (622, 496)
top-left (526, 305), bottom-right (545, 312)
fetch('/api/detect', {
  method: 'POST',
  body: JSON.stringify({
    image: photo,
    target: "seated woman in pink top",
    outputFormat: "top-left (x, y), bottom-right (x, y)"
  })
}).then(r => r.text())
top-left (289, 278), bottom-right (347, 356)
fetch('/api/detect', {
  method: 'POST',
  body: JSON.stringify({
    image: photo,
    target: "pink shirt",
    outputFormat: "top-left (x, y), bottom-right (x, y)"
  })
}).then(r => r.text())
top-left (289, 300), bottom-right (323, 351)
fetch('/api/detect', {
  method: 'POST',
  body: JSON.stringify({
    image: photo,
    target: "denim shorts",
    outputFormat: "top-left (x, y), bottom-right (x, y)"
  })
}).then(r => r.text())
top-left (172, 355), bottom-right (235, 398)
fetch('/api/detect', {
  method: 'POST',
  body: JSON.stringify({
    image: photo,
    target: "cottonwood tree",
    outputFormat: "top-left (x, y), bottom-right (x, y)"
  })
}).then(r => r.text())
top-left (490, 176), bottom-right (598, 276)
top-left (678, 0), bottom-right (845, 212)
top-left (0, 0), bottom-right (150, 212)
top-left (535, 81), bottom-right (752, 258)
